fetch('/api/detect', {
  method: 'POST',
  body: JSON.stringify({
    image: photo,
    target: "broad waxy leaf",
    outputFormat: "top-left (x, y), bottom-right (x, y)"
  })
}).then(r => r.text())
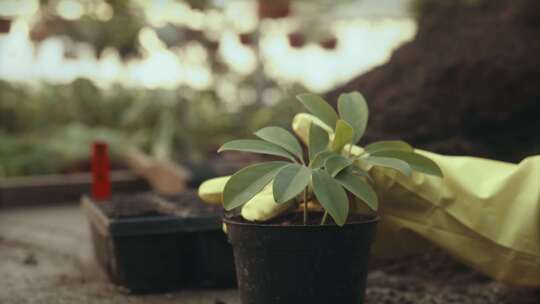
top-left (331, 120), bottom-right (354, 153)
top-left (338, 92), bottom-right (368, 143)
top-left (325, 155), bottom-right (352, 177)
top-left (308, 122), bottom-right (329, 161)
top-left (218, 139), bottom-right (296, 162)
top-left (272, 164), bottom-right (312, 203)
top-left (296, 93), bottom-right (338, 129)
top-left (371, 150), bottom-right (443, 177)
top-left (255, 126), bottom-right (304, 162)
top-left (312, 169), bottom-right (349, 226)
top-left (362, 156), bottom-right (412, 176)
top-left (365, 140), bottom-right (413, 155)
top-left (336, 168), bottom-right (378, 211)
top-left (310, 151), bottom-right (338, 169)
top-left (223, 162), bottom-right (288, 210)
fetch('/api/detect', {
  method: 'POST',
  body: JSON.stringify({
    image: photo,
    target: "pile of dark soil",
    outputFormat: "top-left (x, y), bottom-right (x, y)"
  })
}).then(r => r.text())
top-left (366, 251), bottom-right (539, 304)
top-left (328, 0), bottom-right (540, 162)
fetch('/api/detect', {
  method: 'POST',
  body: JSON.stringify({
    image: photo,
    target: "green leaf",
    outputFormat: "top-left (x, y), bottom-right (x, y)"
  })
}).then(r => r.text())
top-left (371, 150), bottom-right (443, 177)
top-left (254, 126), bottom-right (304, 162)
top-left (308, 122), bottom-right (329, 161)
top-left (310, 151), bottom-right (337, 169)
top-left (272, 164), bottom-right (312, 203)
top-left (218, 139), bottom-right (296, 162)
top-left (324, 155), bottom-right (352, 177)
top-left (365, 140), bottom-right (413, 154)
top-left (362, 156), bottom-right (412, 176)
top-left (336, 168), bottom-right (378, 211)
top-left (296, 93), bottom-right (338, 129)
top-left (350, 167), bottom-right (373, 182)
top-left (331, 120), bottom-right (354, 153)
top-left (338, 91), bottom-right (368, 143)
top-left (312, 169), bottom-right (349, 226)
top-left (223, 162), bottom-right (288, 210)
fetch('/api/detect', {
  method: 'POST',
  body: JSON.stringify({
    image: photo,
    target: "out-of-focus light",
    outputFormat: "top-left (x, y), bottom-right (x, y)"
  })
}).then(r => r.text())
top-left (57, 0), bottom-right (85, 20)
top-left (183, 42), bottom-right (209, 64)
top-left (0, 0), bottom-right (39, 17)
top-left (185, 66), bottom-right (212, 90)
top-left (94, 47), bottom-right (122, 86)
top-left (219, 31), bottom-right (257, 75)
top-left (0, 19), bottom-right (34, 81)
top-left (238, 87), bottom-right (257, 106)
top-left (262, 88), bottom-right (282, 106)
top-left (128, 49), bottom-right (183, 89)
top-left (261, 17), bottom-right (417, 92)
top-left (216, 76), bottom-right (240, 111)
top-left (35, 38), bottom-right (65, 79)
top-left (132, 28), bottom-right (183, 89)
top-left (145, 0), bottom-right (189, 27)
top-left (224, 0), bottom-right (257, 33)
top-left (204, 9), bottom-right (225, 34)
top-left (95, 2), bottom-right (113, 22)
top-left (144, 0), bottom-right (205, 31)
top-left (186, 9), bottom-right (205, 30)
top-left (0, 2), bottom-right (418, 93)
top-left (138, 27), bottom-right (166, 52)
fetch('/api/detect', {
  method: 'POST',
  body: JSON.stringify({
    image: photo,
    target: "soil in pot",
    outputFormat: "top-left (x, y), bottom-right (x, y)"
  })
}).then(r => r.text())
top-left (225, 212), bottom-right (378, 304)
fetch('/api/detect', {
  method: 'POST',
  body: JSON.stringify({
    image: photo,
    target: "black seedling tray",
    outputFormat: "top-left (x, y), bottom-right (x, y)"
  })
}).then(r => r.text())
top-left (81, 191), bottom-right (236, 293)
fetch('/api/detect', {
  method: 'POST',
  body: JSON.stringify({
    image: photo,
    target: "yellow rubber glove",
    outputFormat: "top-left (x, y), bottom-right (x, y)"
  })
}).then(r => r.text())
top-left (369, 152), bottom-right (540, 286)
top-left (241, 183), bottom-right (296, 222)
top-left (198, 176), bottom-right (230, 204)
top-left (198, 176), bottom-right (296, 221)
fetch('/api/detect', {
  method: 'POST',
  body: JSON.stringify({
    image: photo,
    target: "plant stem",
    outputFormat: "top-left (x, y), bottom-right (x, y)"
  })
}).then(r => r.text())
top-left (302, 188), bottom-right (308, 226)
top-left (320, 211), bottom-right (328, 225)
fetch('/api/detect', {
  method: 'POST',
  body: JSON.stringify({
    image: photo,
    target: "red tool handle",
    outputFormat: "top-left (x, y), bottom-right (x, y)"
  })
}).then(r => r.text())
top-left (91, 141), bottom-right (111, 201)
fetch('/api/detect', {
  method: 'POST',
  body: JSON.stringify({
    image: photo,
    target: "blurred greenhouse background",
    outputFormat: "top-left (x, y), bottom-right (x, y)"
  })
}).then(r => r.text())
top-left (0, 0), bottom-right (417, 177)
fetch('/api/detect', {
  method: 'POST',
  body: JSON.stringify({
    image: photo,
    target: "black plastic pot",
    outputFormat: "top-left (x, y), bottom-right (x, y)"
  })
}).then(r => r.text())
top-left (224, 214), bottom-right (378, 304)
top-left (82, 192), bottom-right (236, 293)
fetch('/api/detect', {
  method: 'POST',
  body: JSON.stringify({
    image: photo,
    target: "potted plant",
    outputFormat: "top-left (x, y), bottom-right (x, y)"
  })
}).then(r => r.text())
top-left (217, 91), bottom-right (443, 303)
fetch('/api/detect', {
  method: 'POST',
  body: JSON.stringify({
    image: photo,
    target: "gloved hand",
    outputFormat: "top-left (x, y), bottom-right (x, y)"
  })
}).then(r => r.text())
top-left (199, 176), bottom-right (295, 221)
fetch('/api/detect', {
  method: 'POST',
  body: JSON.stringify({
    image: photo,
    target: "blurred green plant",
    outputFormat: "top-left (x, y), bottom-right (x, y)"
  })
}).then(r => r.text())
top-left (0, 79), bottom-right (301, 177)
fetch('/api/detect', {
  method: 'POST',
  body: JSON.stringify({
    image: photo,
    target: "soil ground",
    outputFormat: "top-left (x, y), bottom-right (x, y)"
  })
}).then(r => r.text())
top-left (0, 204), bottom-right (538, 304)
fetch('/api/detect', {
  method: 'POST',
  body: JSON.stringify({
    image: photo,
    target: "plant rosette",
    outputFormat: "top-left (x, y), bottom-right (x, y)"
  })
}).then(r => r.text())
top-left (216, 91), bottom-right (443, 304)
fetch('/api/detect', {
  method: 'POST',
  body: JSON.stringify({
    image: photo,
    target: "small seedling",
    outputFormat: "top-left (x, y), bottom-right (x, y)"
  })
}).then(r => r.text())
top-left (218, 91), bottom-right (443, 226)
